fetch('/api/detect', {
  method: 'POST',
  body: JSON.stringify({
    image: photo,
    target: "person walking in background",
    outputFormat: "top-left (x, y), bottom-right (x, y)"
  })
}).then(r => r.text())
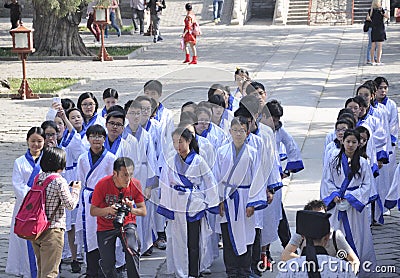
top-left (182, 3), bottom-right (198, 64)
top-left (4, 0), bottom-right (21, 29)
top-left (367, 0), bottom-right (389, 65)
top-left (130, 0), bottom-right (145, 35)
top-left (105, 0), bottom-right (122, 38)
top-left (213, 0), bottom-right (223, 24)
top-left (87, 0), bottom-right (100, 42)
top-left (147, 0), bottom-right (166, 43)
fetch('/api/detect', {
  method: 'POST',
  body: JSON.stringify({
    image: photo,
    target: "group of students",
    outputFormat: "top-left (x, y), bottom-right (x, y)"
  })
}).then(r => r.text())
top-left (321, 76), bottom-right (400, 277)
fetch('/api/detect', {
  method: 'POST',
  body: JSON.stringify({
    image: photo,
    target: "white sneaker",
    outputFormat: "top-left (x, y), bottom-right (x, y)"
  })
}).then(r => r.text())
top-left (383, 210), bottom-right (391, 216)
top-left (376, 62), bottom-right (384, 66)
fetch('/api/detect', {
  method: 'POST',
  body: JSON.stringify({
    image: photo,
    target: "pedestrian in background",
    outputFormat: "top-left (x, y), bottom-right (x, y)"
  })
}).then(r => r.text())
top-left (86, 1), bottom-right (100, 42)
top-left (182, 3), bottom-right (198, 64)
top-left (147, 0), bottom-right (166, 43)
top-left (367, 0), bottom-right (389, 65)
top-left (213, 0), bottom-right (223, 24)
top-left (130, 0), bottom-right (145, 34)
top-left (4, 0), bottom-right (21, 29)
top-left (105, 0), bottom-right (122, 38)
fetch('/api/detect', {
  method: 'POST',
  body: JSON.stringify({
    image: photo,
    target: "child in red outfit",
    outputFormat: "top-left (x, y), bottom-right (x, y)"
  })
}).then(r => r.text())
top-left (182, 3), bottom-right (197, 64)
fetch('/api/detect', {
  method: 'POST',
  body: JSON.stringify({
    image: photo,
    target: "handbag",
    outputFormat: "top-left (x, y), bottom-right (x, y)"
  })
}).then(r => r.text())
top-left (363, 9), bottom-right (373, 32)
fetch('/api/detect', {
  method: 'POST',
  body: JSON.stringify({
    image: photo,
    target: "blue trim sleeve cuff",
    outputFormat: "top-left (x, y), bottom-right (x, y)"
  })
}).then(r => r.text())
top-left (285, 160), bottom-right (305, 173)
top-left (157, 206), bottom-right (175, 220)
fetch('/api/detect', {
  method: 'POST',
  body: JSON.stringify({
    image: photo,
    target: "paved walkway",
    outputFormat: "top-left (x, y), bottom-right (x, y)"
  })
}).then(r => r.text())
top-left (0, 17), bottom-right (399, 277)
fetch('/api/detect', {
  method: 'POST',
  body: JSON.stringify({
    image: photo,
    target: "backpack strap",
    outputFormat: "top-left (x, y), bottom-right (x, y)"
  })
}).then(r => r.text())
top-left (36, 174), bottom-right (62, 223)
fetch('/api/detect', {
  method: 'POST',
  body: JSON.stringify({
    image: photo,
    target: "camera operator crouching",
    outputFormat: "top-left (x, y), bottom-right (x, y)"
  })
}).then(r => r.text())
top-left (90, 157), bottom-right (147, 277)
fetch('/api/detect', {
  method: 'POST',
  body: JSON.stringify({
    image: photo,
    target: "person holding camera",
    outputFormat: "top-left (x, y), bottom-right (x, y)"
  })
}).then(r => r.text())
top-left (90, 157), bottom-right (146, 278)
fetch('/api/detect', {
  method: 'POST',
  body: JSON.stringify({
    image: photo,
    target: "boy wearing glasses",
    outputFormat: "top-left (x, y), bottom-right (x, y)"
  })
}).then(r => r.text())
top-left (76, 124), bottom-right (116, 278)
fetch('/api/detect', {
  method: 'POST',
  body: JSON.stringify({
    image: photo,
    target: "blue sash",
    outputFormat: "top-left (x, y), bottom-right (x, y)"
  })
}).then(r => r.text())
top-left (200, 123), bottom-right (212, 138)
top-left (60, 129), bottom-right (76, 148)
top-left (24, 149), bottom-right (40, 278)
top-left (337, 153), bottom-right (359, 257)
top-left (227, 95), bottom-right (234, 111)
top-left (82, 149), bottom-right (108, 251)
top-left (144, 120), bottom-right (151, 131)
top-left (154, 102), bottom-right (164, 122)
top-left (105, 135), bottom-right (122, 155)
top-left (101, 106), bottom-right (107, 117)
top-left (82, 113), bottom-right (98, 134)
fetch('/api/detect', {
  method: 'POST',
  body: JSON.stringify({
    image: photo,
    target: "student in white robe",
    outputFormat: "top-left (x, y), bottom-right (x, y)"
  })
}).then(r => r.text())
top-left (157, 127), bottom-right (219, 278)
top-left (195, 107), bottom-right (228, 150)
top-left (277, 210), bottom-right (356, 278)
top-left (209, 94), bottom-right (234, 135)
top-left (66, 108), bottom-right (86, 139)
top-left (324, 108), bottom-right (356, 149)
top-left (320, 129), bottom-right (376, 277)
top-left (323, 119), bottom-right (353, 168)
top-left (6, 127), bottom-right (45, 278)
top-left (355, 126), bottom-right (383, 225)
top-left (385, 162), bottom-right (400, 210)
top-left (374, 77), bottom-right (398, 182)
top-left (214, 117), bottom-right (267, 278)
top-left (77, 93), bottom-right (106, 150)
top-left (100, 87), bottom-right (119, 118)
top-left (76, 124), bottom-right (116, 278)
top-left (136, 95), bottom-right (166, 249)
top-left (123, 100), bottom-right (158, 256)
top-left (143, 80), bottom-right (175, 135)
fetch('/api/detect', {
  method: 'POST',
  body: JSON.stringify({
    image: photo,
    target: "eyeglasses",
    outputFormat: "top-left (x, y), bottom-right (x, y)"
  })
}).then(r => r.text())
top-left (89, 135), bottom-right (105, 140)
top-left (107, 121), bottom-right (124, 128)
top-left (45, 133), bottom-right (57, 138)
top-left (82, 102), bottom-right (95, 107)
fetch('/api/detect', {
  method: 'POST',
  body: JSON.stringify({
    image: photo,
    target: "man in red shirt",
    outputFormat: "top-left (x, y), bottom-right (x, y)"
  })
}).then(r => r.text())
top-left (91, 157), bottom-right (146, 278)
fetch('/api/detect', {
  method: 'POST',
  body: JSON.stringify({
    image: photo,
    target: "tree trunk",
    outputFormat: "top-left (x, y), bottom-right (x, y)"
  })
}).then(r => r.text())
top-left (32, 2), bottom-right (91, 56)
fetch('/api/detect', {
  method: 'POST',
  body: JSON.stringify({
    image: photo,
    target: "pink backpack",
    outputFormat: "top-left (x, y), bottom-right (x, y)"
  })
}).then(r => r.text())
top-left (192, 22), bottom-right (201, 36)
top-left (14, 173), bottom-right (60, 240)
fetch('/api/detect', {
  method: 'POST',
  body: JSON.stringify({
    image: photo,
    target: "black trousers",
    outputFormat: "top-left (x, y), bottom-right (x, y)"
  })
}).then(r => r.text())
top-left (278, 202), bottom-right (291, 248)
top-left (86, 248), bottom-right (105, 277)
top-left (131, 8), bottom-right (145, 33)
top-left (97, 224), bottom-right (140, 278)
top-left (221, 223), bottom-right (252, 278)
top-left (187, 220), bottom-right (201, 277)
top-left (251, 228), bottom-right (262, 276)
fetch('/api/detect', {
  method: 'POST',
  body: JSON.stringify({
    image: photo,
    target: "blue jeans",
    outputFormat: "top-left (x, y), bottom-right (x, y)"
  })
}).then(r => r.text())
top-left (213, 0), bottom-right (224, 20)
top-left (367, 27), bottom-right (377, 62)
top-left (105, 11), bottom-right (121, 37)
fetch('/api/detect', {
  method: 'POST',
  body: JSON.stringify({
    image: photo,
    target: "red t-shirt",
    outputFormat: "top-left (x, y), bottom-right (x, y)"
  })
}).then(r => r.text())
top-left (91, 175), bottom-right (144, 231)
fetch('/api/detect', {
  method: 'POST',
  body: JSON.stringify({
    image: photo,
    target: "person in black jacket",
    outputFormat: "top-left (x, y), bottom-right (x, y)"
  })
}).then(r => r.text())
top-left (147, 0), bottom-right (166, 43)
top-left (4, 0), bottom-right (21, 29)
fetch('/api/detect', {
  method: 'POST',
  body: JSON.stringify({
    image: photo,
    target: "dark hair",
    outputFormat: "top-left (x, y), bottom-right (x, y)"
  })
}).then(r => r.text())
top-left (266, 100), bottom-right (283, 118)
top-left (353, 95), bottom-right (368, 108)
top-left (374, 76), bottom-right (389, 87)
top-left (304, 200), bottom-right (327, 211)
top-left (149, 97), bottom-right (158, 116)
top-left (144, 80), bottom-right (162, 95)
top-left (185, 3), bottom-right (192, 11)
top-left (61, 98), bottom-right (75, 111)
top-left (337, 108), bottom-right (353, 119)
top-left (172, 127), bottom-right (200, 154)
top-left (40, 147), bottom-right (66, 172)
top-left (207, 84), bottom-right (227, 100)
top-left (106, 111), bottom-right (126, 125)
top-left (103, 88), bottom-right (119, 100)
top-left (125, 100), bottom-right (142, 113)
top-left (337, 113), bottom-right (356, 129)
top-left (234, 106), bottom-right (252, 119)
top-left (135, 95), bottom-right (153, 105)
top-left (86, 124), bottom-right (106, 138)
top-left (355, 126), bottom-right (370, 159)
top-left (114, 157), bottom-right (135, 171)
top-left (181, 101), bottom-right (197, 112)
top-left (245, 81), bottom-right (265, 96)
top-left (363, 80), bottom-right (377, 93)
top-left (239, 94), bottom-right (260, 116)
top-left (356, 83), bottom-right (375, 107)
top-left (197, 101), bottom-right (212, 109)
top-left (209, 94), bottom-right (226, 109)
top-left (333, 129), bottom-right (361, 179)
top-left (179, 111), bottom-right (198, 124)
top-left (27, 127), bottom-right (44, 141)
top-left (77, 92), bottom-right (99, 112)
top-left (335, 119), bottom-right (352, 130)
top-left (195, 107), bottom-right (212, 119)
top-left (261, 104), bottom-right (271, 118)
top-left (66, 107), bottom-right (83, 120)
top-left (234, 67), bottom-right (249, 78)
top-left (107, 104), bottom-right (125, 117)
top-left (231, 116), bottom-right (249, 131)
top-left (41, 120), bottom-right (59, 133)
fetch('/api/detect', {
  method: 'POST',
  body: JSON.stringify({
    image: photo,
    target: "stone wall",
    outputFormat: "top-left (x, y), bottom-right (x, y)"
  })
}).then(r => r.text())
top-left (310, 0), bottom-right (352, 25)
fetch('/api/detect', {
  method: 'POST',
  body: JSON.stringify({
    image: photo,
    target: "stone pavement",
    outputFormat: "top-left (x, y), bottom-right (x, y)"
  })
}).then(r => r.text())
top-left (0, 17), bottom-right (400, 278)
